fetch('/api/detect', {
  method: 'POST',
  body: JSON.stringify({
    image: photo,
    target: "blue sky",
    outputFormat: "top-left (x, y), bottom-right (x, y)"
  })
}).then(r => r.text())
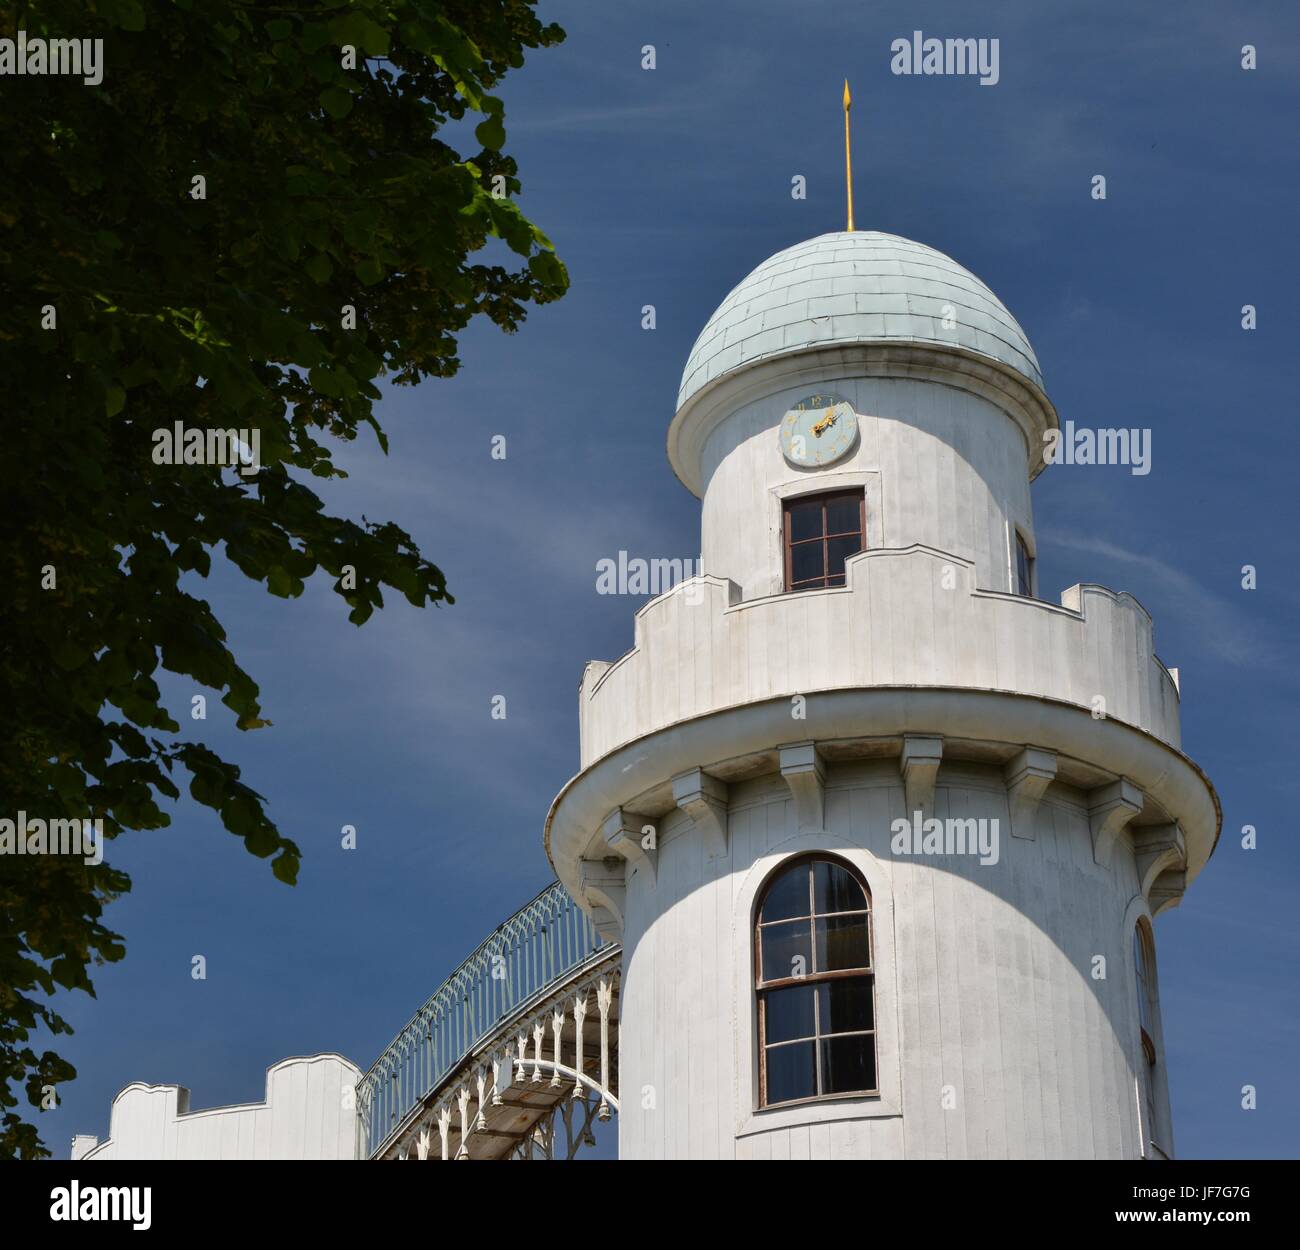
top-left (42, 0), bottom-right (1299, 1159)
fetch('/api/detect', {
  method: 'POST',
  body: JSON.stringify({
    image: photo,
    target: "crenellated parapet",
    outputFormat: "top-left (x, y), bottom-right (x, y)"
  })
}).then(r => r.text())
top-left (578, 544), bottom-right (1181, 770)
top-left (72, 1054), bottom-right (362, 1161)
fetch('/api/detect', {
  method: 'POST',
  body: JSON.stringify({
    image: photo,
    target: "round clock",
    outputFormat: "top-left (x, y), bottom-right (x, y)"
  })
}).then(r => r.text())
top-left (779, 393), bottom-right (859, 468)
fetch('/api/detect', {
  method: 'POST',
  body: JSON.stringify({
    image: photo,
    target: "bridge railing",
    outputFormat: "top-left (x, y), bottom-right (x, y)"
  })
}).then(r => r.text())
top-left (357, 880), bottom-right (606, 1158)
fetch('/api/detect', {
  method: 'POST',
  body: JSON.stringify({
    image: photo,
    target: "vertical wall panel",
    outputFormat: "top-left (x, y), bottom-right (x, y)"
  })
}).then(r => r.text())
top-left (620, 763), bottom-right (1163, 1159)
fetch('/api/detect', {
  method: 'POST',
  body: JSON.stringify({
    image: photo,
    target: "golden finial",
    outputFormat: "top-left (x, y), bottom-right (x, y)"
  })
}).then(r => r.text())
top-left (842, 78), bottom-right (854, 232)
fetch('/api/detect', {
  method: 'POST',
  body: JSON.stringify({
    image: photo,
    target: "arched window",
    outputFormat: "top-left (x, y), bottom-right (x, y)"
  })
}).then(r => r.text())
top-left (755, 855), bottom-right (876, 1107)
top-left (1134, 919), bottom-right (1160, 1153)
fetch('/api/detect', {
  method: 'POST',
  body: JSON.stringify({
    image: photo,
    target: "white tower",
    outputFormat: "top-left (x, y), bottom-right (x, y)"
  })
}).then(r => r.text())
top-left (545, 231), bottom-right (1219, 1159)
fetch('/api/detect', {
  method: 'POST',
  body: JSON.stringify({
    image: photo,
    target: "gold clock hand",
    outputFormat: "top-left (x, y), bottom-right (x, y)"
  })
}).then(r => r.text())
top-left (812, 409), bottom-right (838, 436)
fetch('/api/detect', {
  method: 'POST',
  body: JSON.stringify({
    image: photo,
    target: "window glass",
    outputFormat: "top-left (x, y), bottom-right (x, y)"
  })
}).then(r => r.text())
top-left (1016, 532), bottom-right (1033, 597)
top-left (788, 498), bottom-right (823, 543)
top-left (761, 868), bottom-right (811, 923)
top-left (1134, 922), bottom-right (1160, 1151)
top-left (813, 860), bottom-right (865, 913)
top-left (764, 984), bottom-right (816, 1044)
top-left (818, 979), bottom-right (874, 1034)
top-left (760, 919), bottom-right (812, 982)
top-left (765, 1040), bottom-right (817, 1105)
top-left (827, 534), bottom-right (860, 578)
top-left (820, 1035), bottom-right (875, 1095)
top-left (1134, 927), bottom-right (1153, 1035)
top-left (815, 914), bottom-right (870, 972)
top-left (783, 490), bottom-right (865, 592)
top-left (825, 494), bottom-right (860, 535)
top-left (790, 541), bottom-right (824, 585)
top-left (756, 857), bottom-right (878, 1106)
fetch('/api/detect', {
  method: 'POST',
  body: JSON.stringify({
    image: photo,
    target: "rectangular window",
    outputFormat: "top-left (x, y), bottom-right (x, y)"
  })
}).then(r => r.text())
top-left (783, 489), bottom-right (866, 592)
top-left (1015, 531), bottom-right (1034, 597)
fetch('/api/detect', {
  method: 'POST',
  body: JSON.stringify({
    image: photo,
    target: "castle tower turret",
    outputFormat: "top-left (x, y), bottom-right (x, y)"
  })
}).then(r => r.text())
top-left (545, 230), bottom-right (1218, 1160)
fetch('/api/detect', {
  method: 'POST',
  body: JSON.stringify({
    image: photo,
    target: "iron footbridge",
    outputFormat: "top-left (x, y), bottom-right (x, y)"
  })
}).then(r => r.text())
top-left (357, 881), bottom-right (621, 1160)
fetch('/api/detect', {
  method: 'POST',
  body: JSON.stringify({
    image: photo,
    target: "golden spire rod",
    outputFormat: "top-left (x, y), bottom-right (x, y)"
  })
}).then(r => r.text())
top-left (843, 78), bottom-right (855, 232)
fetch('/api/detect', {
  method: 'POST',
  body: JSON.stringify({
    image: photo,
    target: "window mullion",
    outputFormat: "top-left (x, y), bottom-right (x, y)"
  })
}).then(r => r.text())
top-left (821, 500), bottom-right (829, 587)
top-left (812, 972), bottom-right (823, 1096)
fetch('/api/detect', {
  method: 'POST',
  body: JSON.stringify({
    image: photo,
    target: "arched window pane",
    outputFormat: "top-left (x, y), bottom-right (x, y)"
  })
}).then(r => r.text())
top-left (760, 868), bottom-right (810, 923)
top-left (814, 859), bottom-right (866, 913)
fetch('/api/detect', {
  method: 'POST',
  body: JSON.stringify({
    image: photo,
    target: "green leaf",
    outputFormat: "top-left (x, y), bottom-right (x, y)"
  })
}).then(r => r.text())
top-left (302, 22), bottom-right (332, 52)
top-left (244, 825), bottom-right (279, 858)
top-left (305, 254), bottom-right (332, 284)
top-left (105, 384), bottom-right (125, 416)
top-left (101, 0), bottom-right (147, 32)
top-left (266, 566), bottom-right (303, 598)
top-left (272, 852), bottom-right (299, 885)
top-left (354, 257), bottom-right (384, 285)
top-left (308, 366), bottom-right (341, 396)
top-left (52, 642), bottom-right (87, 671)
top-left (319, 86), bottom-right (353, 120)
top-left (528, 250), bottom-right (567, 289)
top-left (330, 14), bottom-right (391, 57)
top-left (475, 114), bottom-right (505, 150)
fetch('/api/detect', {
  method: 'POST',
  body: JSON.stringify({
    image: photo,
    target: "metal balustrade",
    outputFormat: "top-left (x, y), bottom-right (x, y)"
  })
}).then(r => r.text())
top-left (357, 880), bottom-right (609, 1158)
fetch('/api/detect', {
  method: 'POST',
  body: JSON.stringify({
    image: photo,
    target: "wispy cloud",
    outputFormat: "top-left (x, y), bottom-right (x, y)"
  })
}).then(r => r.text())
top-left (1039, 529), bottom-right (1278, 669)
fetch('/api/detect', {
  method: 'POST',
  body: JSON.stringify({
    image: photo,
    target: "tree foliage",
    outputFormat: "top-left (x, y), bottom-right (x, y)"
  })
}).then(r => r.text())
top-left (0, 0), bottom-right (566, 1157)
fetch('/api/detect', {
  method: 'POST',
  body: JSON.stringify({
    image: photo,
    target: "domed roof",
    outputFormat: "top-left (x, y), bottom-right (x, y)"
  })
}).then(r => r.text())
top-left (676, 231), bottom-right (1042, 411)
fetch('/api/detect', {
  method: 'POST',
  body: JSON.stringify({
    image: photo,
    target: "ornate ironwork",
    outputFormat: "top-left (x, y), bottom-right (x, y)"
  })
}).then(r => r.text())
top-left (357, 880), bottom-right (609, 1158)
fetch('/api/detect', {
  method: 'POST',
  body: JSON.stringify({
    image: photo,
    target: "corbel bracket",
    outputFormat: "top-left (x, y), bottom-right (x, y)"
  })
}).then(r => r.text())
top-left (900, 736), bottom-right (943, 818)
top-left (601, 806), bottom-right (657, 886)
top-left (1089, 778), bottom-right (1143, 867)
top-left (1004, 747), bottom-right (1058, 840)
top-left (779, 741), bottom-right (826, 831)
top-left (672, 768), bottom-right (729, 858)
top-left (578, 857), bottom-right (626, 942)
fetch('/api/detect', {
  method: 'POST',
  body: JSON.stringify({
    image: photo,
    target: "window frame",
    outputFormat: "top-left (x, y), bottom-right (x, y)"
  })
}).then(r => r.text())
top-left (1133, 919), bottom-right (1161, 1152)
top-left (1015, 529), bottom-right (1035, 597)
top-left (781, 489), bottom-right (867, 593)
top-left (754, 853), bottom-right (879, 1109)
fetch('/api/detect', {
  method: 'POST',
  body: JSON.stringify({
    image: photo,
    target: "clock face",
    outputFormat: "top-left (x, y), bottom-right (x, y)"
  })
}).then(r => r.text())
top-left (779, 393), bottom-right (858, 468)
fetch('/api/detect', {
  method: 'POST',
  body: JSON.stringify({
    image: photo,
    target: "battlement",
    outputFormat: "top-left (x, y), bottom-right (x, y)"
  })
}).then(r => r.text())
top-left (578, 544), bottom-right (1181, 769)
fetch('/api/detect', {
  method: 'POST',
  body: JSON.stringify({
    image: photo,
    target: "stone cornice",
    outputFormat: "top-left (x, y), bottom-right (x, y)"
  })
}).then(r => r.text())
top-left (544, 686), bottom-right (1221, 909)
